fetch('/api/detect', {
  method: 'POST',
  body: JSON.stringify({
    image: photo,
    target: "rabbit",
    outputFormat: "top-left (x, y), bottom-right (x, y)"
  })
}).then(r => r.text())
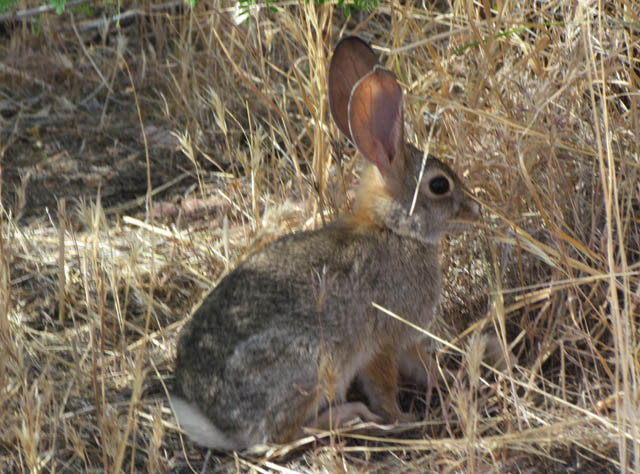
top-left (171, 36), bottom-right (480, 451)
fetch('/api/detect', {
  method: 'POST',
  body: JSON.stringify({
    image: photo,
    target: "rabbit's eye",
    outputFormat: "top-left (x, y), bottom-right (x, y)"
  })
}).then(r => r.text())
top-left (429, 176), bottom-right (450, 195)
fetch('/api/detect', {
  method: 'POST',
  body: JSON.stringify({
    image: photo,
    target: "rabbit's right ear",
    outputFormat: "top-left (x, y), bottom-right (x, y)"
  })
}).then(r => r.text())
top-left (328, 36), bottom-right (379, 140)
top-left (348, 67), bottom-right (405, 188)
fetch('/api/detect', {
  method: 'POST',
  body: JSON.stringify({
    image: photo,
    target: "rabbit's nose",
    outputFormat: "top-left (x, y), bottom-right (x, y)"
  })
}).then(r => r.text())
top-left (462, 198), bottom-right (481, 220)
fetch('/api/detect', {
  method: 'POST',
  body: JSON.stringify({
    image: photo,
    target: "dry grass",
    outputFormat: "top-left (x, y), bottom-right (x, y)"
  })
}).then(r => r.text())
top-left (1, 0), bottom-right (639, 472)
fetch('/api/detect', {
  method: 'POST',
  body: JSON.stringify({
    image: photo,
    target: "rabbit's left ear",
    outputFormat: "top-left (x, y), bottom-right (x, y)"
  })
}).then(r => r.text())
top-left (348, 66), bottom-right (405, 186)
top-left (328, 36), bottom-right (379, 140)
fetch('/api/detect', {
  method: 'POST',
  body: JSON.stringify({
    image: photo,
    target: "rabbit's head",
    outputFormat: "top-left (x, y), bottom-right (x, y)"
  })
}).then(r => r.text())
top-left (328, 37), bottom-right (479, 243)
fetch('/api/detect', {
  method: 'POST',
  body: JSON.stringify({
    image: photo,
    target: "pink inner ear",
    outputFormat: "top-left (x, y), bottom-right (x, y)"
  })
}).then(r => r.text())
top-left (348, 67), bottom-right (404, 177)
top-left (328, 37), bottom-right (379, 140)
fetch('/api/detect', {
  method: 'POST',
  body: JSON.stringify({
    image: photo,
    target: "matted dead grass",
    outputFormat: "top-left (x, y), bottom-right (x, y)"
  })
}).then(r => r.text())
top-left (1, 1), bottom-right (638, 472)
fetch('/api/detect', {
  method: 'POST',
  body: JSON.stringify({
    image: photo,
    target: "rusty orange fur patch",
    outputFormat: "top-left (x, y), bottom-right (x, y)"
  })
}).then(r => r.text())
top-left (340, 164), bottom-right (391, 233)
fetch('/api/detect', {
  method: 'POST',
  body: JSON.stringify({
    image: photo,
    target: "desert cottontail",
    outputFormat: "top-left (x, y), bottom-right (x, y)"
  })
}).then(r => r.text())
top-left (171, 36), bottom-right (479, 450)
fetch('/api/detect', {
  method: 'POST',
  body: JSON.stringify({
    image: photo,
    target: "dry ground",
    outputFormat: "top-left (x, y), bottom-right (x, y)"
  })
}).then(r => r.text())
top-left (1, 1), bottom-right (639, 473)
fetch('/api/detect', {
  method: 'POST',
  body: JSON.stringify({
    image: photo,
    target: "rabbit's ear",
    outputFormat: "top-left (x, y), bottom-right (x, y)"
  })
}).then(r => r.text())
top-left (348, 66), bottom-right (405, 185)
top-left (328, 36), bottom-right (379, 140)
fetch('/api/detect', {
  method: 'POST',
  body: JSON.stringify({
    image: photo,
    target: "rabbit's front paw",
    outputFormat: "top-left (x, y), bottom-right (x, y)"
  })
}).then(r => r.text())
top-left (374, 403), bottom-right (418, 425)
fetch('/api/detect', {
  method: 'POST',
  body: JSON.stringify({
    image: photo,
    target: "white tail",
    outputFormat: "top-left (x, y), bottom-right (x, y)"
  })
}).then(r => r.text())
top-left (170, 396), bottom-right (240, 450)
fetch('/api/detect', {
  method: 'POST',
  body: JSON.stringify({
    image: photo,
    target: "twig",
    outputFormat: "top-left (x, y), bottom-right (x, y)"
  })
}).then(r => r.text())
top-left (0, 1), bottom-right (184, 34)
top-left (0, 0), bottom-right (89, 22)
top-left (70, 1), bottom-right (184, 33)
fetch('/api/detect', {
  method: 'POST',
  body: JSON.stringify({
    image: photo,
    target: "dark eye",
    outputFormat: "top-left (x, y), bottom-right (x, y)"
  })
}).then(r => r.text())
top-left (429, 176), bottom-right (450, 195)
